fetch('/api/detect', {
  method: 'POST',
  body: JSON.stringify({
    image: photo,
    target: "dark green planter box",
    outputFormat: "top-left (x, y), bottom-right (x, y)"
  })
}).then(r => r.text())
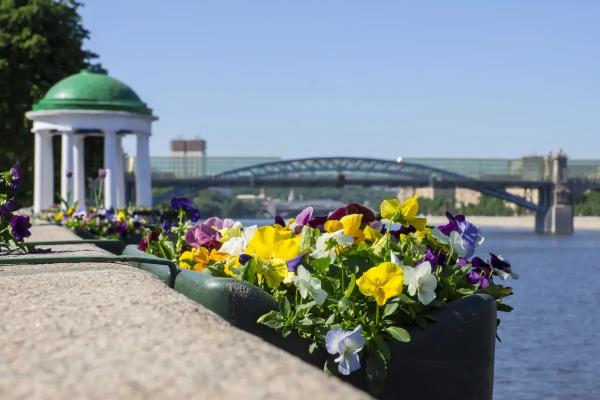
top-left (72, 228), bottom-right (142, 254)
top-left (122, 245), bottom-right (496, 400)
top-left (121, 245), bottom-right (171, 285)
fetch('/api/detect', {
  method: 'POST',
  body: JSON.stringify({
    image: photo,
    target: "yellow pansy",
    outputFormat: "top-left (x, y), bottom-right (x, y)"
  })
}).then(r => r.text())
top-left (245, 225), bottom-right (299, 288)
top-left (116, 210), bottom-right (127, 222)
top-left (363, 225), bottom-right (383, 242)
top-left (380, 196), bottom-right (427, 230)
top-left (178, 247), bottom-right (210, 271)
top-left (209, 249), bottom-right (230, 262)
top-left (223, 256), bottom-right (242, 276)
top-left (218, 224), bottom-right (242, 243)
top-left (340, 214), bottom-right (364, 241)
top-left (356, 262), bottom-right (404, 306)
top-left (324, 220), bottom-right (343, 233)
top-left (246, 226), bottom-right (295, 260)
top-left (54, 212), bottom-right (64, 222)
top-left (258, 258), bottom-right (289, 289)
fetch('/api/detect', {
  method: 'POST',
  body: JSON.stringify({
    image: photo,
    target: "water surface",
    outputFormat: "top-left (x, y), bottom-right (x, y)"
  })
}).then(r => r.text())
top-left (481, 228), bottom-right (600, 399)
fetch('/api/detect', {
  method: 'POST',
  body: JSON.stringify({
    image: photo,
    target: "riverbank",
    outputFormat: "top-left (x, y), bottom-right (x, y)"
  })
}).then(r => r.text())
top-left (424, 215), bottom-right (600, 230)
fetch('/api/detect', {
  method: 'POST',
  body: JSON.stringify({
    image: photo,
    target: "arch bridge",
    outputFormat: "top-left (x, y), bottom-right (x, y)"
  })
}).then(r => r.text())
top-left (149, 156), bottom-right (572, 233)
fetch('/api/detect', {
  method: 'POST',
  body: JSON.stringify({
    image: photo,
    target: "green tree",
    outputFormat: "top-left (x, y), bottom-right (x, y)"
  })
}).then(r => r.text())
top-left (0, 0), bottom-right (101, 202)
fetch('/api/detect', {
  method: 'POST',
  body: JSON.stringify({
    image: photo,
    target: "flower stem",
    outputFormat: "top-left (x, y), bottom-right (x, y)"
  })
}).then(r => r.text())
top-left (375, 305), bottom-right (380, 326)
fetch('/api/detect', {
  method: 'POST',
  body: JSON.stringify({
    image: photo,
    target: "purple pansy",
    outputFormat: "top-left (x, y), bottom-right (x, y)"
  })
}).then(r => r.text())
top-left (328, 203), bottom-right (376, 224)
top-left (307, 215), bottom-right (328, 230)
top-left (390, 225), bottom-right (416, 239)
top-left (10, 214), bottom-right (31, 241)
top-left (274, 215), bottom-right (286, 227)
top-left (467, 257), bottom-right (493, 288)
top-left (295, 207), bottom-right (313, 226)
top-left (9, 163), bottom-right (22, 192)
top-left (0, 199), bottom-right (19, 219)
top-left (170, 197), bottom-right (201, 222)
top-left (238, 254), bottom-right (252, 265)
top-left (139, 230), bottom-right (160, 252)
top-left (97, 169), bottom-right (107, 179)
top-left (185, 217), bottom-right (234, 250)
top-left (286, 254), bottom-right (305, 272)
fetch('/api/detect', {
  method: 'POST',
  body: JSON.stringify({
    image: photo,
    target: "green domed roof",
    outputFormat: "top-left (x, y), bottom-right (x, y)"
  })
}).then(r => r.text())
top-left (32, 70), bottom-right (152, 115)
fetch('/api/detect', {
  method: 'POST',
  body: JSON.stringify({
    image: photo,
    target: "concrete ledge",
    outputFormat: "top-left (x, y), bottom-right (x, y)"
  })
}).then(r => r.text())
top-left (0, 225), bottom-right (369, 400)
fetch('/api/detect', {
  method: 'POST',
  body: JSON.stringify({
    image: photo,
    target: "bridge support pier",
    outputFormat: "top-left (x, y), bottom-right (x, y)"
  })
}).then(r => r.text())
top-left (535, 205), bottom-right (573, 235)
top-left (535, 151), bottom-right (574, 235)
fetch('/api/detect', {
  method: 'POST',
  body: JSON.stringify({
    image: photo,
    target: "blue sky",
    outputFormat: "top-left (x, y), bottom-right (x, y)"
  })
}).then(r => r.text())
top-left (80, 1), bottom-right (600, 159)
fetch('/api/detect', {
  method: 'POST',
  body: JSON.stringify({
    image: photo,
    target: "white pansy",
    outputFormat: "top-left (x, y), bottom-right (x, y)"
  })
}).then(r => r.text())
top-left (220, 224), bottom-right (257, 256)
top-left (390, 251), bottom-right (402, 265)
top-left (404, 261), bottom-right (437, 305)
top-left (292, 265), bottom-right (328, 305)
top-left (242, 225), bottom-right (257, 246)
top-left (311, 230), bottom-right (354, 261)
top-left (219, 237), bottom-right (244, 255)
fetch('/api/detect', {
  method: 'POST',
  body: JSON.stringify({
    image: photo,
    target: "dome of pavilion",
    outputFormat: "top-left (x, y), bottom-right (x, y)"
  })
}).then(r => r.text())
top-left (32, 69), bottom-right (152, 115)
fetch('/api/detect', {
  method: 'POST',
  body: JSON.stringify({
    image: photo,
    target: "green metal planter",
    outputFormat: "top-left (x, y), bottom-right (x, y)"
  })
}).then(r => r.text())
top-left (72, 228), bottom-right (142, 253)
top-left (122, 245), bottom-right (497, 400)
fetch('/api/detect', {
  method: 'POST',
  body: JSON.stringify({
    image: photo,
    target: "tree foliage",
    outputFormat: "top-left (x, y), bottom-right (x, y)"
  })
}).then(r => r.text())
top-left (0, 0), bottom-right (101, 202)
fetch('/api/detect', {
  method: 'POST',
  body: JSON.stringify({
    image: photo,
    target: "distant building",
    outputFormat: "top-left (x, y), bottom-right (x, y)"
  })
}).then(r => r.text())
top-left (126, 139), bottom-right (280, 178)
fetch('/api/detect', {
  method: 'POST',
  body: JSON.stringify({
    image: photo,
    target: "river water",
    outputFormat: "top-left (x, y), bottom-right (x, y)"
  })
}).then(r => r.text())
top-left (241, 220), bottom-right (600, 398)
top-left (482, 228), bottom-right (600, 399)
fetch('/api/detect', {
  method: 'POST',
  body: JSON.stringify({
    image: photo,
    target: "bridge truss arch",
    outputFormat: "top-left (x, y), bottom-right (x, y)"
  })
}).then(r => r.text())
top-left (213, 157), bottom-right (544, 211)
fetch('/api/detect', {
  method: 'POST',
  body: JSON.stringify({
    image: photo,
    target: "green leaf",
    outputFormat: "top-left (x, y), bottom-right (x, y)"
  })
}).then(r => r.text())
top-left (299, 316), bottom-right (313, 326)
top-left (324, 313), bottom-right (335, 326)
top-left (396, 293), bottom-right (416, 304)
top-left (312, 257), bottom-right (331, 274)
top-left (338, 297), bottom-right (351, 314)
top-left (241, 258), bottom-right (258, 284)
top-left (372, 335), bottom-right (391, 364)
top-left (384, 326), bottom-right (411, 342)
top-left (279, 296), bottom-right (291, 314)
top-left (257, 311), bottom-right (283, 329)
top-left (343, 273), bottom-right (356, 298)
top-left (308, 342), bottom-right (318, 354)
top-left (366, 354), bottom-right (387, 395)
top-left (496, 303), bottom-right (514, 312)
top-left (383, 302), bottom-right (399, 317)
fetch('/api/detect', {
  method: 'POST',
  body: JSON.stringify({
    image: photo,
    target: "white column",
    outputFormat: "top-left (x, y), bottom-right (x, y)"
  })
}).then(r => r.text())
top-left (103, 129), bottom-right (117, 209)
top-left (60, 130), bottom-right (74, 208)
top-left (115, 135), bottom-right (126, 208)
top-left (73, 135), bottom-right (86, 207)
top-left (33, 132), bottom-right (44, 214)
top-left (135, 132), bottom-right (152, 208)
top-left (41, 133), bottom-right (54, 210)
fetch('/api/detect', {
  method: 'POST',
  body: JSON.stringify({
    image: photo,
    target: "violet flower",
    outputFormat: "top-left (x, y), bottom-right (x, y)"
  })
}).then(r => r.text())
top-left (274, 215), bottom-right (286, 227)
top-left (0, 199), bottom-right (19, 219)
top-left (325, 325), bottom-right (365, 375)
top-left (97, 169), bottom-right (107, 179)
top-left (437, 211), bottom-right (483, 259)
top-left (10, 214), bottom-right (31, 241)
top-left (184, 217), bottom-right (233, 250)
top-left (170, 197), bottom-right (201, 222)
top-left (490, 253), bottom-right (518, 279)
